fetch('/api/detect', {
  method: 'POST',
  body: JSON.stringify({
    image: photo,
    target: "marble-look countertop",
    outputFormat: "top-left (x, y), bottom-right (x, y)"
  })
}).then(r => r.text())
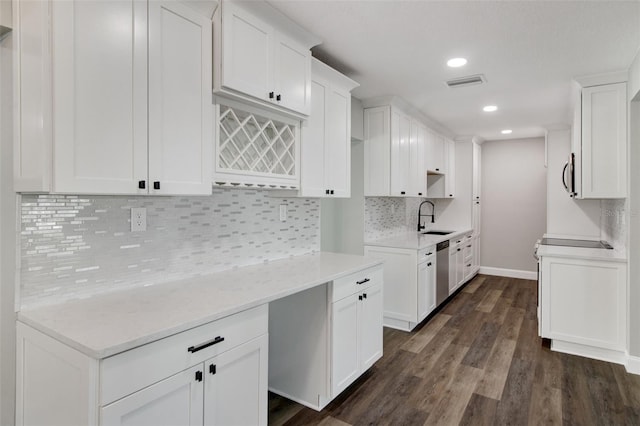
top-left (536, 234), bottom-right (627, 263)
top-left (364, 229), bottom-right (473, 250)
top-left (18, 252), bottom-right (383, 359)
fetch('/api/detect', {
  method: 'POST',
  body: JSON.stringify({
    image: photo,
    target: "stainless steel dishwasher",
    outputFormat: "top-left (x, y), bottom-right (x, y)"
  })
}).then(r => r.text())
top-left (436, 240), bottom-right (450, 305)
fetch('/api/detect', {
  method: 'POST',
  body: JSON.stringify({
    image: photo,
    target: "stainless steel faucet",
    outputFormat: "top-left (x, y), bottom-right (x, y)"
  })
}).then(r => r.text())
top-left (417, 201), bottom-right (435, 231)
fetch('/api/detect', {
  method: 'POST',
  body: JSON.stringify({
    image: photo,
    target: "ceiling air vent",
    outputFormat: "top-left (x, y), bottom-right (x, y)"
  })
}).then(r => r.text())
top-left (446, 74), bottom-right (486, 88)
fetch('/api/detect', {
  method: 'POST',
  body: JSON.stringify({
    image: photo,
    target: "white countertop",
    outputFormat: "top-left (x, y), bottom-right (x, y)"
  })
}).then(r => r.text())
top-left (536, 234), bottom-right (627, 262)
top-left (364, 229), bottom-right (473, 250)
top-left (18, 252), bottom-right (383, 359)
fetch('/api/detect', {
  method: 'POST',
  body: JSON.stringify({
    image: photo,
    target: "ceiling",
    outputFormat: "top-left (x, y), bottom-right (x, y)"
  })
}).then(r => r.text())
top-left (268, 0), bottom-right (640, 141)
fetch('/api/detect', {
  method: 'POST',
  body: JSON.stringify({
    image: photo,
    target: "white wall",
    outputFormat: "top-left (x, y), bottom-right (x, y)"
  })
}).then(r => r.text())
top-left (546, 129), bottom-right (601, 237)
top-left (0, 26), bottom-right (16, 425)
top-left (480, 138), bottom-right (546, 273)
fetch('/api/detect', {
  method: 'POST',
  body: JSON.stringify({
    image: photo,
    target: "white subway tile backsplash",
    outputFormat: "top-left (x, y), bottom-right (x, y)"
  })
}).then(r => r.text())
top-left (20, 189), bottom-right (319, 308)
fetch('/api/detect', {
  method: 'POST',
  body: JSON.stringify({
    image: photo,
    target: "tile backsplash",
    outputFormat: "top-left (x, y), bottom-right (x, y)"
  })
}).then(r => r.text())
top-left (20, 189), bottom-right (319, 309)
top-left (364, 196), bottom-right (437, 241)
top-left (601, 198), bottom-right (627, 251)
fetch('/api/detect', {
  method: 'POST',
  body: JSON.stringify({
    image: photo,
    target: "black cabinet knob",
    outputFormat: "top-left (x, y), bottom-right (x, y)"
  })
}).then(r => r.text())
top-left (326, 189), bottom-right (330, 194)
top-left (269, 92), bottom-right (274, 99)
top-left (358, 295), bottom-right (363, 301)
top-left (400, 191), bottom-right (406, 195)
top-left (418, 192), bottom-right (422, 196)
top-left (427, 262), bottom-right (432, 266)
top-left (363, 293), bottom-right (367, 299)
top-left (276, 94), bottom-right (281, 101)
top-left (138, 180), bottom-right (146, 189)
top-left (436, 168), bottom-right (440, 171)
top-left (330, 190), bottom-right (334, 194)
top-left (449, 194), bottom-right (453, 197)
top-left (153, 181), bottom-right (160, 190)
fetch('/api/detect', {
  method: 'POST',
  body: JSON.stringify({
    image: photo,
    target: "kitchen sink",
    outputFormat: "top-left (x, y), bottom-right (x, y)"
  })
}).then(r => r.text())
top-left (421, 230), bottom-right (454, 235)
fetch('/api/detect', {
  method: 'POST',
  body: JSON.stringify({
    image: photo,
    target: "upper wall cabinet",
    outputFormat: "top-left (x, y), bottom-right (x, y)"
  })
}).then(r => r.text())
top-left (213, 1), bottom-right (320, 119)
top-left (426, 131), bottom-right (445, 173)
top-left (14, 0), bottom-right (215, 195)
top-left (300, 59), bottom-right (359, 198)
top-left (364, 106), bottom-right (427, 197)
top-left (571, 81), bottom-right (627, 199)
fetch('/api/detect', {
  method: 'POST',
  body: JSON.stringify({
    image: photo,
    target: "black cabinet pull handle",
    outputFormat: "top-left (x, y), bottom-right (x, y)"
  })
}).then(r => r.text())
top-left (418, 192), bottom-right (423, 196)
top-left (426, 252), bottom-right (433, 256)
top-left (138, 180), bottom-right (146, 189)
top-left (427, 262), bottom-right (432, 266)
top-left (457, 248), bottom-right (461, 252)
top-left (188, 336), bottom-right (224, 353)
top-left (363, 293), bottom-right (367, 299)
top-left (326, 189), bottom-right (330, 194)
top-left (276, 94), bottom-right (281, 101)
top-left (153, 181), bottom-right (160, 190)
top-left (269, 92), bottom-right (274, 99)
top-left (467, 264), bottom-right (472, 267)
top-left (449, 194), bottom-right (453, 197)
top-left (400, 191), bottom-right (406, 195)
top-left (467, 245), bottom-right (472, 248)
top-left (330, 190), bottom-right (334, 194)
top-left (356, 278), bottom-right (370, 285)
top-left (358, 295), bottom-right (363, 301)
top-left (436, 168), bottom-right (440, 171)
top-left (195, 371), bottom-right (203, 382)
top-left (209, 364), bottom-right (216, 375)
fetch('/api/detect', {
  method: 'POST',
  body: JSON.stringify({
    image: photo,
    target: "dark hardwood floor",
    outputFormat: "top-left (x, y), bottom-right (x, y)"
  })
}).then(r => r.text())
top-left (268, 274), bottom-right (640, 425)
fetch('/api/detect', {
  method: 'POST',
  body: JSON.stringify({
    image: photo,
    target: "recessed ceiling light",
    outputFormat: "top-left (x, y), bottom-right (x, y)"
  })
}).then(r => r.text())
top-left (483, 105), bottom-right (498, 112)
top-left (501, 129), bottom-right (512, 134)
top-left (447, 57), bottom-right (467, 68)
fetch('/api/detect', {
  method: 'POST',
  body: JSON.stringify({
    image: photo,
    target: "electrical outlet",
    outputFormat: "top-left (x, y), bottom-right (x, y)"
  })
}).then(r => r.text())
top-left (279, 204), bottom-right (287, 222)
top-left (131, 207), bottom-right (147, 232)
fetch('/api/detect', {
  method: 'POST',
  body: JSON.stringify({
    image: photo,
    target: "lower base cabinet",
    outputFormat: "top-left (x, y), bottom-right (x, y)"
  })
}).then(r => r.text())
top-left (17, 305), bottom-right (269, 426)
top-left (363, 245), bottom-right (436, 332)
top-left (540, 255), bottom-right (627, 360)
top-left (269, 265), bottom-right (383, 411)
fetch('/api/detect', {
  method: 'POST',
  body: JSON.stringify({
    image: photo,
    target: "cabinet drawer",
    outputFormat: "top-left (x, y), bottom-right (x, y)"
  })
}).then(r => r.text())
top-left (332, 265), bottom-right (382, 302)
top-left (100, 304), bottom-right (268, 405)
top-left (418, 246), bottom-right (436, 261)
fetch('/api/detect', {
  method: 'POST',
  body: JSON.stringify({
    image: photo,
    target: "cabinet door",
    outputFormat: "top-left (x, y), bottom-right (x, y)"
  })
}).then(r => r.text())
top-left (274, 33), bottom-right (311, 115)
top-left (331, 294), bottom-right (360, 397)
top-left (300, 79), bottom-right (327, 197)
top-left (445, 139), bottom-right (456, 198)
top-left (409, 120), bottom-right (426, 197)
top-left (101, 365), bottom-right (203, 426)
top-left (449, 249), bottom-right (457, 294)
top-left (359, 283), bottom-right (383, 372)
top-left (472, 200), bottom-right (481, 235)
top-left (417, 259), bottom-right (436, 321)
top-left (51, 0), bottom-right (148, 194)
top-left (221, 2), bottom-right (272, 102)
top-left (456, 247), bottom-right (465, 286)
top-left (472, 142), bottom-right (482, 200)
top-left (148, 0), bottom-right (213, 195)
top-left (325, 87), bottom-right (351, 197)
top-left (581, 82), bottom-right (627, 198)
top-left (390, 110), bottom-right (411, 196)
top-left (364, 107), bottom-right (391, 196)
top-left (427, 131), bottom-right (445, 173)
top-left (204, 335), bottom-right (268, 426)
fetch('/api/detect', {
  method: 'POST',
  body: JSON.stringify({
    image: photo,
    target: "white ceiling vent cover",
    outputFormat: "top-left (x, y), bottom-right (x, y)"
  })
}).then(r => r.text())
top-left (446, 74), bottom-right (487, 88)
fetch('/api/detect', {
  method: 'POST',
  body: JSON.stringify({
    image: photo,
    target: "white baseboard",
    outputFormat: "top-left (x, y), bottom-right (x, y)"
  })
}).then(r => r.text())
top-left (626, 354), bottom-right (640, 375)
top-left (479, 266), bottom-right (537, 280)
top-left (551, 340), bottom-right (627, 366)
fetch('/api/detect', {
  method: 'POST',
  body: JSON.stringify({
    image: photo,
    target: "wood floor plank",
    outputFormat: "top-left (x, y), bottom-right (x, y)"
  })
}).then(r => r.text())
top-left (476, 290), bottom-right (502, 313)
top-left (494, 358), bottom-right (536, 425)
top-left (316, 417), bottom-right (350, 426)
top-left (462, 275), bottom-right (485, 294)
top-left (401, 313), bottom-right (451, 354)
top-left (561, 354), bottom-right (598, 425)
top-left (499, 306), bottom-right (525, 341)
top-left (407, 343), bottom-right (470, 413)
top-left (458, 393), bottom-right (499, 426)
top-left (461, 321), bottom-right (500, 369)
top-left (474, 335), bottom-right (517, 400)
top-left (405, 325), bottom-right (459, 379)
top-left (583, 358), bottom-right (626, 425)
top-left (527, 350), bottom-right (563, 426)
top-left (268, 393), bottom-right (304, 426)
top-left (424, 364), bottom-right (484, 426)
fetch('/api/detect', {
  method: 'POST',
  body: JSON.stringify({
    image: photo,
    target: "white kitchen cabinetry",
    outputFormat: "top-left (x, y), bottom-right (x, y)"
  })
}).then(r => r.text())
top-left (363, 245), bottom-right (436, 331)
top-left (214, 99), bottom-right (300, 189)
top-left (426, 131), bottom-right (445, 173)
top-left (426, 137), bottom-right (456, 198)
top-left (449, 233), bottom-right (474, 294)
top-left (268, 265), bottom-right (383, 411)
top-left (539, 255), bottom-right (627, 363)
top-left (213, 0), bottom-right (319, 118)
top-left (472, 141), bottom-right (482, 202)
top-left (300, 59), bottom-right (359, 197)
top-left (14, 0), bottom-right (213, 195)
top-left (571, 82), bottom-right (627, 199)
top-left (17, 305), bottom-right (268, 426)
top-left (364, 106), bottom-right (427, 197)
